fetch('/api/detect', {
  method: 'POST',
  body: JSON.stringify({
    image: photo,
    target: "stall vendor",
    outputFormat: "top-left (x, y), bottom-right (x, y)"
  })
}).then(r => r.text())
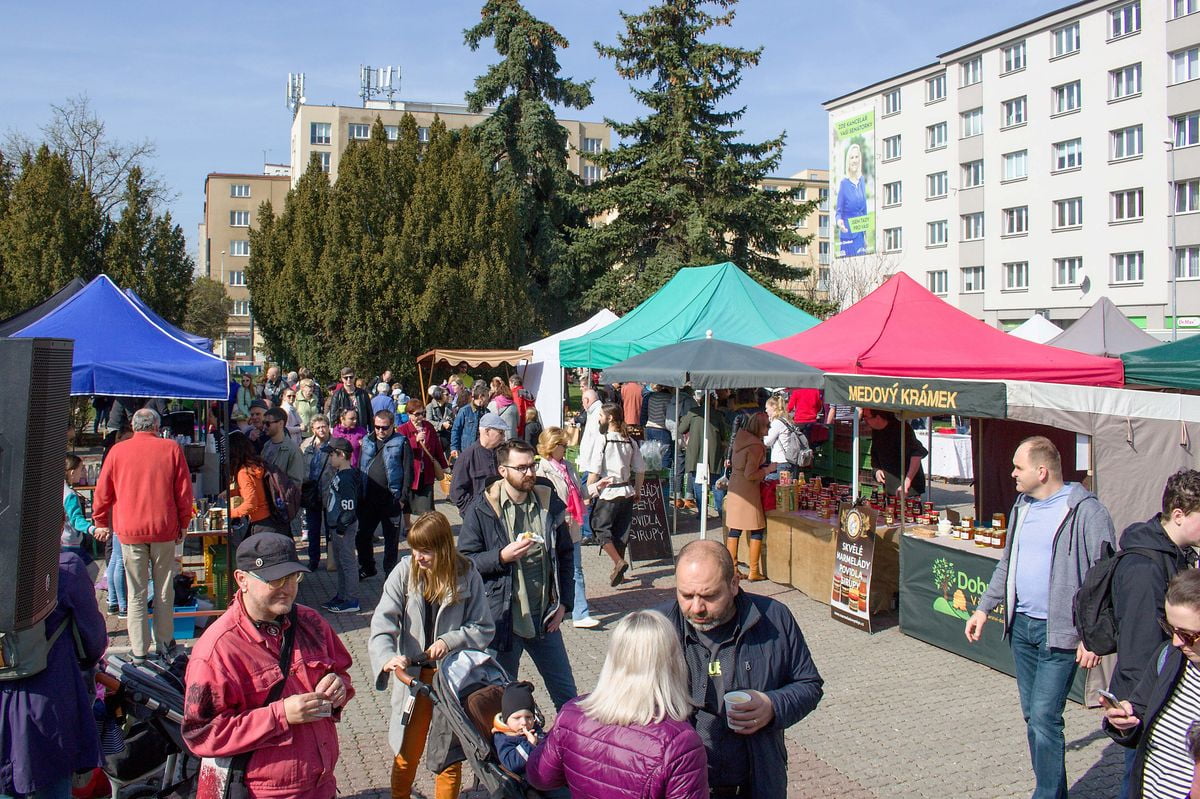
top-left (862, 408), bottom-right (927, 497)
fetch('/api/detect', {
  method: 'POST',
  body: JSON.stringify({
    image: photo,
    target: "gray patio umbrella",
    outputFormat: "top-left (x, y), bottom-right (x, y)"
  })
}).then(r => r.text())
top-left (602, 332), bottom-right (824, 537)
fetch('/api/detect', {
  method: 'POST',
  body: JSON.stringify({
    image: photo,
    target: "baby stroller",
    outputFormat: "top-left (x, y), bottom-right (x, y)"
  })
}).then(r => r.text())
top-left (95, 653), bottom-right (198, 798)
top-left (397, 649), bottom-right (546, 799)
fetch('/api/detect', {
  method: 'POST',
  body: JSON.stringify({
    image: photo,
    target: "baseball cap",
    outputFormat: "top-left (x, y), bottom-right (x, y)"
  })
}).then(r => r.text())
top-left (321, 436), bottom-right (354, 455)
top-left (479, 412), bottom-right (510, 433)
top-left (236, 532), bottom-right (308, 581)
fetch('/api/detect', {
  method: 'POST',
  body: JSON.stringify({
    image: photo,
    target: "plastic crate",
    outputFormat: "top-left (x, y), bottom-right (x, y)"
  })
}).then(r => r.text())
top-left (173, 603), bottom-right (199, 639)
top-left (208, 544), bottom-right (229, 610)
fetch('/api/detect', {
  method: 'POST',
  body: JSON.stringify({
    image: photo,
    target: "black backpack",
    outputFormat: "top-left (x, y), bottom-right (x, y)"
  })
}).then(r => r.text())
top-left (1073, 543), bottom-right (1174, 656)
top-left (264, 463), bottom-right (302, 524)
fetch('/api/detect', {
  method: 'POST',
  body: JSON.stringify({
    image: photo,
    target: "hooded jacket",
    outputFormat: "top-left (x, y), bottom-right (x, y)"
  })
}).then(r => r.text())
top-left (457, 478), bottom-right (574, 651)
top-left (1110, 516), bottom-right (1193, 698)
top-left (978, 483), bottom-right (1115, 650)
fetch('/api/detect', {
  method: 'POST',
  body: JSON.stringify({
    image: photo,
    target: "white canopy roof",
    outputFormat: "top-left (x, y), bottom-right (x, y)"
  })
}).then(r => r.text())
top-left (1007, 315), bottom-right (1063, 344)
top-left (521, 309), bottom-right (619, 428)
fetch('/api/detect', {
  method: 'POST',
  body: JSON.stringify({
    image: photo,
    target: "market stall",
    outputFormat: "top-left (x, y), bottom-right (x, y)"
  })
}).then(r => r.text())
top-left (1006, 314), bottom-right (1062, 343)
top-left (415, 347), bottom-right (533, 399)
top-left (520, 309), bottom-right (618, 428)
top-left (1047, 296), bottom-right (1161, 357)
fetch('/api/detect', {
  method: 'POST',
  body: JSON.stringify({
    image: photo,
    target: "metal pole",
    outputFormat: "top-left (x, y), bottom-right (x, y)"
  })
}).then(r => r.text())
top-left (700, 397), bottom-right (710, 540)
top-left (926, 416), bottom-right (934, 505)
top-left (672, 389), bottom-right (679, 536)
top-left (851, 410), bottom-right (861, 501)
top-left (1169, 139), bottom-right (1179, 341)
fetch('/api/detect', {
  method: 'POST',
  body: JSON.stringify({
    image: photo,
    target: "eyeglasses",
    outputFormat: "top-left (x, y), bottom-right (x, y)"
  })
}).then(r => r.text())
top-left (264, 419), bottom-right (281, 426)
top-left (250, 571), bottom-right (304, 590)
top-left (502, 463), bottom-right (537, 474)
top-left (1160, 618), bottom-right (1200, 647)
top-left (374, 425), bottom-right (392, 431)
top-left (409, 412), bottom-right (425, 418)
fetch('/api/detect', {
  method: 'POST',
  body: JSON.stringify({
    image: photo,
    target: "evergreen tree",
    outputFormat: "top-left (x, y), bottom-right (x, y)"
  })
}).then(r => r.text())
top-left (0, 146), bottom-right (105, 317)
top-left (184, 276), bottom-right (233, 347)
top-left (572, 0), bottom-right (814, 314)
top-left (465, 0), bottom-right (594, 333)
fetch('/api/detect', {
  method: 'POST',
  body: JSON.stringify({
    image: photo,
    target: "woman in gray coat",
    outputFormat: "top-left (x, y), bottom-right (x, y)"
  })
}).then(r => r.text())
top-left (369, 511), bottom-right (495, 799)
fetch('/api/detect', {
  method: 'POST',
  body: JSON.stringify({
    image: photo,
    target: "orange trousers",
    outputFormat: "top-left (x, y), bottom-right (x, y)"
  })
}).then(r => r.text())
top-left (391, 666), bottom-right (463, 799)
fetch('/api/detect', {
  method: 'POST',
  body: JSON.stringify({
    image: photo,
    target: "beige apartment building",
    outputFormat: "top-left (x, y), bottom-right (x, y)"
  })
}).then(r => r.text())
top-left (201, 170), bottom-right (291, 363)
top-left (290, 100), bottom-right (611, 187)
top-left (761, 168), bottom-right (832, 299)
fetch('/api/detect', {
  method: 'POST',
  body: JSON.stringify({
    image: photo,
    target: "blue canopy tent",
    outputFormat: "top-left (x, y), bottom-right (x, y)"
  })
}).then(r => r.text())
top-left (8, 274), bottom-right (229, 399)
top-left (124, 288), bottom-right (213, 351)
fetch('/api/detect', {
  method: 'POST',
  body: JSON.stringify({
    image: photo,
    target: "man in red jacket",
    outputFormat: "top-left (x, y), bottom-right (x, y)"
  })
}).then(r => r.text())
top-left (93, 408), bottom-right (193, 662)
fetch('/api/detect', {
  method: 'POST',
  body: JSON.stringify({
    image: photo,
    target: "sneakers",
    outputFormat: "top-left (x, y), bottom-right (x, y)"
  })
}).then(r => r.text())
top-left (359, 567), bottom-right (377, 580)
top-left (328, 599), bottom-right (361, 614)
top-left (320, 596), bottom-right (343, 611)
top-left (609, 559), bottom-right (630, 587)
top-left (573, 616), bottom-right (601, 629)
top-left (107, 604), bottom-right (119, 615)
top-left (117, 609), bottom-right (127, 619)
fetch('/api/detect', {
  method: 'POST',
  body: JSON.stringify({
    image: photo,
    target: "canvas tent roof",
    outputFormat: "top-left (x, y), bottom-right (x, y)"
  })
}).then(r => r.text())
top-left (7, 274), bottom-right (229, 399)
top-left (0, 277), bottom-right (87, 337)
top-left (124, 288), bottom-right (213, 351)
top-left (1122, 334), bottom-right (1200, 389)
top-left (558, 262), bottom-right (820, 369)
top-left (1046, 296), bottom-right (1160, 357)
top-left (416, 348), bottom-right (533, 370)
top-left (602, 335), bottom-right (824, 390)
top-left (521, 309), bottom-right (619, 428)
top-left (1007, 314), bottom-right (1062, 344)
top-left (758, 272), bottom-right (1124, 387)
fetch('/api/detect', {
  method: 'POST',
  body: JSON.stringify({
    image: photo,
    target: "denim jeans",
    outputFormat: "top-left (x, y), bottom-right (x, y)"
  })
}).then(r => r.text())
top-left (105, 537), bottom-right (127, 612)
top-left (690, 471), bottom-right (726, 514)
top-left (494, 629), bottom-right (578, 711)
top-left (579, 472), bottom-right (594, 541)
top-left (644, 426), bottom-right (674, 496)
top-left (1011, 612), bottom-right (1078, 799)
top-left (572, 541), bottom-right (590, 621)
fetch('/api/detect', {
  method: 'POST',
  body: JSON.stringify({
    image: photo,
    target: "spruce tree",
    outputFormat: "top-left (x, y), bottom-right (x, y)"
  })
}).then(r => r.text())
top-left (572, 0), bottom-right (813, 314)
top-left (465, 0), bottom-right (594, 333)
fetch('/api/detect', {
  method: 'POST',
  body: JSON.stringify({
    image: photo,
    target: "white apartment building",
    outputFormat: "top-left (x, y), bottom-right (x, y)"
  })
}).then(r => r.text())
top-left (825, 0), bottom-right (1200, 333)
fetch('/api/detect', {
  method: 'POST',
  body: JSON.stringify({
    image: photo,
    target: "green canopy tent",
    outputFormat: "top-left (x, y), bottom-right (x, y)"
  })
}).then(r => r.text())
top-left (1122, 336), bottom-right (1200, 389)
top-left (558, 262), bottom-right (820, 369)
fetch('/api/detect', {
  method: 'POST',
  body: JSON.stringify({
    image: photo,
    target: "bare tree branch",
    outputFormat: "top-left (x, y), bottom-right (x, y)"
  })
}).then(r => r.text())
top-left (824, 252), bottom-right (898, 310)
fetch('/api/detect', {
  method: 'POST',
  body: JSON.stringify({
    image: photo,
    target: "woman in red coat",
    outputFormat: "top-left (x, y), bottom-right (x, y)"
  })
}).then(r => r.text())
top-left (526, 609), bottom-right (708, 799)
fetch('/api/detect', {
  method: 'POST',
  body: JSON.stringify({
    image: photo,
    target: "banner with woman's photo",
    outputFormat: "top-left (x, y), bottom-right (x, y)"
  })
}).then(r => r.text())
top-left (830, 109), bottom-right (876, 257)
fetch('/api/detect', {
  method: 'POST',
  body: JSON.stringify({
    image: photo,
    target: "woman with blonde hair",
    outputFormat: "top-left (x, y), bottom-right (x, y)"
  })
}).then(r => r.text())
top-left (526, 609), bottom-right (708, 797)
top-left (368, 512), bottom-right (495, 799)
top-left (535, 427), bottom-right (598, 629)
top-left (725, 411), bottom-right (774, 581)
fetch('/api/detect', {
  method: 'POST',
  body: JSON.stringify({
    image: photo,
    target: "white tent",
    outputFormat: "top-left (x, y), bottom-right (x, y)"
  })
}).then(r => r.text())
top-left (1007, 314), bottom-right (1063, 343)
top-left (521, 309), bottom-right (619, 427)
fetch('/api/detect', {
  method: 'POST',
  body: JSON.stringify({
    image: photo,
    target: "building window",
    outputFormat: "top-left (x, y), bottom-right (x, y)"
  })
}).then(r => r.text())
top-left (883, 227), bottom-right (903, 252)
top-left (1111, 125), bottom-right (1143, 159)
top-left (582, 164), bottom-right (601, 185)
top-left (927, 220), bottom-right (948, 246)
top-left (417, 126), bottom-right (430, 143)
top-left (229, 210), bottom-right (250, 227)
top-left (961, 107), bottom-right (983, 138)
top-left (961, 212), bottom-right (984, 241)
top-left (818, 214), bottom-right (830, 237)
top-left (1052, 22), bottom-right (1080, 57)
top-left (384, 125), bottom-right (399, 141)
top-left (1054, 257), bottom-right (1083, 287)
top-left (927, 171), bottom-right (948, 199)
top-left (348, 123), bottom-right (370, 140)
top-left (926, 122), bottom-right (947, 151)
top-left (1004, 262), bottom-right (1029, 290)
top-left (818, 241), bottom-right (830, 265)
top-left (962, 266), bottom-right (984, 293)
top-left (232, 300), bottom-right (251, 317)
top-left (961, 159), bottom-right (984, 188)
top-left (1053, 197), bottom-right (1084, 229)
top-left (1002, 41), bottom-right (1026, 74)
top-left (1173, 48), bottom-right (1200, 84)
top-left (1109, 64), bottom-right (1142, 100)
top-left (927, 270), bottom-right (949, 295)
top-left (1176, 179), bottom-right (1200, 213)
top-left (883, 135), bottom-right (902, 161)
top-left (926, 73), bottom-right (947, 103)
top-left (1175, 0), bottom-right (1199, 18)
top-left (883, 181), bottom-right (902, 207)
top-left (1111, 188), bottom-right (1144, 222)
top-left (1052, 138), bottom-right (1083, 172)
top-left (582, 137), bottom-right (602, 154)
top-left (1003, 206), bottom-right (1029, 236)
top-left (795, 186), bottom-right (807, 201)
top-left (1174, 112), bottom-right (1200, 147)
top-left (1053, 81), bottom-right (1082, 115)
top-left (1002, 97), bottom-right (1026, 128)
top-left (1109, 2), bottom-right (1141, 38)
top-left (789, 243), bottom-right (807, 255)
top-left (818, 267), bottom-right (831, 290)
top-left (1111, 251), bottom-right (1144, 283)
top-left (960, 57), bottom-right (982, 87)
top-left (230, 184), bottom-right (251, 198)
top-left (1002, 150), bottom-right (1028, 181)
top-left (310, 122), bottom-right (331, 145)
top-left (230, 240), bottom-right (250, 256)
top-left (1176, 246), bottom-right (1200, 278)
top-left (318, 152), bottom-right (330, 172)
top-left (883, 89), bottom-right (902, 116)
top-left (228, 270), bottom-right (246, 287)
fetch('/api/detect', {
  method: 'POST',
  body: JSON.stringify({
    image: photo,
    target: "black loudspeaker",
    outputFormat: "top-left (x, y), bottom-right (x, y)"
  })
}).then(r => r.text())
top-left (0, 337), bottom-right (73, 631)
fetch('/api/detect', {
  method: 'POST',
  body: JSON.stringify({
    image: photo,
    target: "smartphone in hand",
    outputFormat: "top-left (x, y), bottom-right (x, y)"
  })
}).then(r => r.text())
top-left (1098, 689), bottom-right (1124, 712)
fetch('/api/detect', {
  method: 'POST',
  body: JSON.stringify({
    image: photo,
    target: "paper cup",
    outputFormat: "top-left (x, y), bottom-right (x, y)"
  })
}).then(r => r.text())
top-left (724, 690), bottom-right (752, 729)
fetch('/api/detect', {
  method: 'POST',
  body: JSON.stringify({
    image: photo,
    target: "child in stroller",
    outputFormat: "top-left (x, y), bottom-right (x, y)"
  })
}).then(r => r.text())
top-left (491, 681), bottom-right (545, 776)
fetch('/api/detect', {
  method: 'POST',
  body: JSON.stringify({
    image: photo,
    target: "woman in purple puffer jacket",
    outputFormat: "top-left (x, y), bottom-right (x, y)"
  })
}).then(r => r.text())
top-left (526, 609), bottom-right (708, 799)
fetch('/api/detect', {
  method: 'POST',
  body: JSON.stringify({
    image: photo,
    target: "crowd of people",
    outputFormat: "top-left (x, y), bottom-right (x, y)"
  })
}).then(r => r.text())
top-left (9, 365), bottom-right (1200, 799)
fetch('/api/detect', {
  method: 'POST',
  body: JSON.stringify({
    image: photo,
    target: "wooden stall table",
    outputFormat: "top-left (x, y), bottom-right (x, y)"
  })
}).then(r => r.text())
top-left (759, 509), bottom-right (899, 615)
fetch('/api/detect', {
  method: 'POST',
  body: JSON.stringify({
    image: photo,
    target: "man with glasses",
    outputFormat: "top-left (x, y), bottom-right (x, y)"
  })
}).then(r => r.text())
top-left (329, 366), bottom-right (372, 429)
top-left (359, 410), bottom-right (413, 579)
top-left (263, 407), bottom-right (307, 539)
top-left (966, 436), bottom-right (1114, 799)
top-left (458, 439), bottom-right (577, 710)
top-left (183, 532), bottom-right (355, 796)
top-left (450, 412), bottom-right (508, 513)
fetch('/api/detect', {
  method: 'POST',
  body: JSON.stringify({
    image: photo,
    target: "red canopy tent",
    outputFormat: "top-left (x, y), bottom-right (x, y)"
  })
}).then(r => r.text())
top-left (759, 273), bottom-right (1124, 386)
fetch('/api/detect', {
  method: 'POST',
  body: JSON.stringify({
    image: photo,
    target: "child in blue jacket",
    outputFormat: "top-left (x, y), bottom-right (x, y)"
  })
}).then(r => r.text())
top-left (491, 681), bottom-right (544, 775)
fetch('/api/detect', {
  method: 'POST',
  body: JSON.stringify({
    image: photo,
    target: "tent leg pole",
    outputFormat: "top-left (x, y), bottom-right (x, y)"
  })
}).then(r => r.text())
top-left (927, 416), bottom-right (933, 505)
top-left (701, 399), bottom-right (709, 541)
top-left (672, 391), bottom-right (679, 536)
top-left (900, 420), bottom-right (907, 533)
top-left (852, 412), bottom-right (861, 502)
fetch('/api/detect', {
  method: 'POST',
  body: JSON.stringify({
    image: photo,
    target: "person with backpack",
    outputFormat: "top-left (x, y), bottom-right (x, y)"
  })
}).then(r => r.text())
top-left (229, 431), bottom-right (290, 540)
top-left (764, 396), bottom-right (811, 472)
top-left (262, 407), bottom-right (307, 538)
top-left (579, 402), bottom-right (645, 587)
top-left (965, 436), bottom-right (1114, 799)
top-left (1102, 470), bottom-right (1200, 798)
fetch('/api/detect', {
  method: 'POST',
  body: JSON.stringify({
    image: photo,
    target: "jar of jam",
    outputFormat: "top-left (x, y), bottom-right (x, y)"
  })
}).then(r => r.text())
top-left (962, 526), bottom-right (974, 542)
top-left (976, 528), bottom-right (992, 547)
top-left (992, 528), bottom-right (1007, 549)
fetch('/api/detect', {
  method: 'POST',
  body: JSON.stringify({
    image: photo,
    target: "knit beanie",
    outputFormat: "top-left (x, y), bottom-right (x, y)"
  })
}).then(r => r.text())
top-left (501, 681), bottom-right (536, 719)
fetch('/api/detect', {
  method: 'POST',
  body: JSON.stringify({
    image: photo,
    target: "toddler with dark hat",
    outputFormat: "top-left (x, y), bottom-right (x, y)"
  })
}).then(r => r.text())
top-left (492, 681), bottom-right (544, 775)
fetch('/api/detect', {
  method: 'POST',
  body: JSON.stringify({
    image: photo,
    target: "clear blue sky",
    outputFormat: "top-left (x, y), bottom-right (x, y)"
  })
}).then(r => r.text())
top-left (3, 0), bottom-right (1065, 258)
